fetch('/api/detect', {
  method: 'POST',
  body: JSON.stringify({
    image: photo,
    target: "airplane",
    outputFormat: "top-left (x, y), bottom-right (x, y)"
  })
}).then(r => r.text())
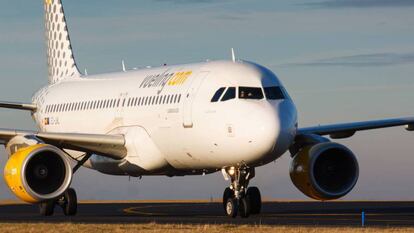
top-left (1, 0), bottom-right (414, 218)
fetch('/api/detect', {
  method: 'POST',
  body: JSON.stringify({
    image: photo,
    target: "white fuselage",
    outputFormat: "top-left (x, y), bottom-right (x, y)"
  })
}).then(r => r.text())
top-left (31, 60), bottom-right (298, 177)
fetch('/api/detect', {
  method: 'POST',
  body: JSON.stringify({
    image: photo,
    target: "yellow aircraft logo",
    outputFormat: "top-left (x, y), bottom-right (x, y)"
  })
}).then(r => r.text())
top-left (168, 71), bottom-right (192, 86)
top-left (45, 0), bottom-right (52, 5)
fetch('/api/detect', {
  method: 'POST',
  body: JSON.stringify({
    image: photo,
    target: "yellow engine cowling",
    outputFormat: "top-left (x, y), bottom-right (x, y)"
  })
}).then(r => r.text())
top-left (3, 144), bottom-right (72, 203)
top-left (290, 142), bottom-right (359, 200)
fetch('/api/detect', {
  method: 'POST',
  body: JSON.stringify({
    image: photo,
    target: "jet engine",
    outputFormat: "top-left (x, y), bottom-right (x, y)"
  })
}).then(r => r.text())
top-left (290, 142), bottom-right (359, 200)
top-left (3, 144), bottom-right (72, 203)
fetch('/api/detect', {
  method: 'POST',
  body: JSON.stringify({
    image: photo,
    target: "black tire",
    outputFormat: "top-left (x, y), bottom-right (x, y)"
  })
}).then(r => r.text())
top-left (246, 186), bottom-right (261, 215)
top-left (39, 200), bottom-right (55, 216)
top-left (62, 188), bottom-right (77, 216)
top-left (223, 188), bottom-right (234, 211)
top-left (225, 198), bottom-right (238, 218)
top-left (239, 198), bottom-right (250, 218)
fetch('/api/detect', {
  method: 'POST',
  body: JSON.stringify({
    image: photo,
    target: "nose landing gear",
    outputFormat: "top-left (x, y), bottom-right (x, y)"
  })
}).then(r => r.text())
top-left (222, 166), bottom-right (262, 218)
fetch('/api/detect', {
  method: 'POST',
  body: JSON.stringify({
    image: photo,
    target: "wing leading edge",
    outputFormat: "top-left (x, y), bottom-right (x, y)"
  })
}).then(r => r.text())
top-left (0, 101), bottom-right (37, 111)
top-left (0, 129), bottom-right (126, 160)
top-left (298, 117), bottom-right (414, 139)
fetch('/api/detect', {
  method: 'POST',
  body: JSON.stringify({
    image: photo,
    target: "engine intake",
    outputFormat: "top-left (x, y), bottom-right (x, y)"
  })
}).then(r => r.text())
top-left (3, 144), bottom-right (72, 203)
top-left (290, 142), bottom-right (359, 200)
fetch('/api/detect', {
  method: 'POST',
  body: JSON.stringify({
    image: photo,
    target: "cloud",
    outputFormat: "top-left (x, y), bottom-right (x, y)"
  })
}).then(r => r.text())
top-left (214, 14), bottom-right (247, 21)
top-left (284, 52), bottom-right (414, 67)
top-left (304, 0), bottom-right (414, 8)
top-left (154, 0), bottom-right (220, 4)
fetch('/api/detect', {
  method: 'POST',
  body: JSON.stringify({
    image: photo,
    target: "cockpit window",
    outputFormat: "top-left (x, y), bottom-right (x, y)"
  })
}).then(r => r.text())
top-left (239, 87), bottom-right (264, 100)
top-left (211, 87), bottom-right (226, 102)
top-left (264, 86), bottom-right (285, 100)
top-left (221, 87), bottom-right (236, 101)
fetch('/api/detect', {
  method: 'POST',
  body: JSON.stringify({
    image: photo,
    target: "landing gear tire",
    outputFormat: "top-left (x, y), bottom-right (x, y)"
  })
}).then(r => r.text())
top-left (62, 188), bottom-right (77, 216)
top-left (39, 200), bottom-right (55, 216)
top-left (246, 186), bottom-right (261, 215)
top-left (239, 198), bottom-right (250, 218)
top-left (223, 187), bottom-right (234, 211)
top-left (225, 198), bottom-right (239, 218)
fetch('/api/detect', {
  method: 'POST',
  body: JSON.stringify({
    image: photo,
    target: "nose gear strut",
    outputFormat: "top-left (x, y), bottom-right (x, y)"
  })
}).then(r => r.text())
top-left (222, 165), bottom-right (262, 218)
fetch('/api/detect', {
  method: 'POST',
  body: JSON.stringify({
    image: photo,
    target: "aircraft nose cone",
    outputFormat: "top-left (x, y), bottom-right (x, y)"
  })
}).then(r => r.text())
top-left (273, 100), bottom-right (297, 155)
top-left (243, 100), bottom-right (297, 165)
top-left (227, 100), bottom-right (297, 166)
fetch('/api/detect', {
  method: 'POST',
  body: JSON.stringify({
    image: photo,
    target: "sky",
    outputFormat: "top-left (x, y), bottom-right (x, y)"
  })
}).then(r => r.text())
top-left (1, 0), bottom-right (414, 201)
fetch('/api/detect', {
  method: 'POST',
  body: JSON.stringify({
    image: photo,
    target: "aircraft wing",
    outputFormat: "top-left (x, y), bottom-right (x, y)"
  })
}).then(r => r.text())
top-left (0, 129), bottom-right (126, 160)
top-left (0, 101), bottom-right (37, 111)
top-left (298, 117), bottom-right (414, 139)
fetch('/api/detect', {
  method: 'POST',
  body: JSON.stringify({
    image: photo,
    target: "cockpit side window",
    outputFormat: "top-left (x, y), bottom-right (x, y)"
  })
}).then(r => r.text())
top-left (264, 86), bottom-right (285, 100)
top-left (211, 87), bottom-right (226, 102)
top-left (221, 87), bottom-right (236, 101)
top-left (239, 87), bottom-right (264, 100)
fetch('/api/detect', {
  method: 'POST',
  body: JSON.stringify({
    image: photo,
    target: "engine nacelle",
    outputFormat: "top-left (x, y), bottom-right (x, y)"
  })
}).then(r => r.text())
top-left (3, 144), bottom-right (72, 203)
top-left (290, 142), bottom-right (359, 200)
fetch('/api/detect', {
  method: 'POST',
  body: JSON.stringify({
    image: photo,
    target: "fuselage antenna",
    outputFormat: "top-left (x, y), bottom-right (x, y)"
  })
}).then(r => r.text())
top-left (122, 60), bottom-right (126, 72)
top-left (231, 48), bottom-right (236, 63)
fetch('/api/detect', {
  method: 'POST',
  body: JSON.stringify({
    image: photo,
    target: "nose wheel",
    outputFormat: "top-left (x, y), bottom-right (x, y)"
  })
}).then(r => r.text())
top-left (222, 166), bottom-right (262, 218)
top-left (39, 187), bottom-right (78, 216)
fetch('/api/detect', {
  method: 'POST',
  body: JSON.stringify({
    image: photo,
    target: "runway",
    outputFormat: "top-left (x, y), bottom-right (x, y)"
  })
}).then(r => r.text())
top-left (1, 201), bottom-right (414, 226)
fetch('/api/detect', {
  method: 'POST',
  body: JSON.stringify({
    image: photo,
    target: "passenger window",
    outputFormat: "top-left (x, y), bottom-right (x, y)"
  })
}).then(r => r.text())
top-left (211, 87), bottom-right (226, 102)
top-left (221, 87), bottom-right (236, 101)
top-left (239, 87), bottom-right (264, 100)
top-left (264, 86), bottom-right (285, 100)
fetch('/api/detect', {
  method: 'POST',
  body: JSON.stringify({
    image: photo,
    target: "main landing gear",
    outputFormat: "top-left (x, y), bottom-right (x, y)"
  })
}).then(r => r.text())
top-left (39, 187), bottom-right (78, 216)
top-left (222, 166), bottom-right (262, 218)
top-left (38, 154), bottom-right (91, 216)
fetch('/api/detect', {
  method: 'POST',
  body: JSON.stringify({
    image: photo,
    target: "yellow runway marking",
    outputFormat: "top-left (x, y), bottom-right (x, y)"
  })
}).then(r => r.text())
top-left (123, 204), bottom-right (189, 216)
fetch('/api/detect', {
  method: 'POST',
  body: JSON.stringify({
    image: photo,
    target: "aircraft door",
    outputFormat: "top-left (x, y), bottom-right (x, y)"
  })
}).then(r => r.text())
top-left (182, 71), bottom-right (209, 128)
